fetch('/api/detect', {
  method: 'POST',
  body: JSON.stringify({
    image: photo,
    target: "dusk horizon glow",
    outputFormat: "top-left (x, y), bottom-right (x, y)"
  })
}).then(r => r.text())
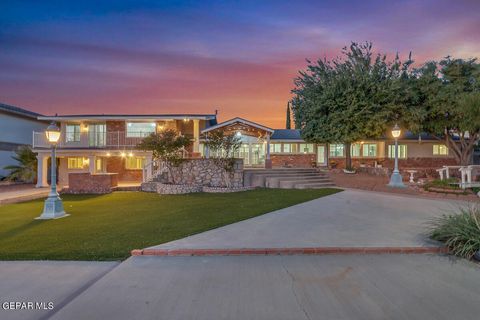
top-left (1, 0), bottom-right (479, 128)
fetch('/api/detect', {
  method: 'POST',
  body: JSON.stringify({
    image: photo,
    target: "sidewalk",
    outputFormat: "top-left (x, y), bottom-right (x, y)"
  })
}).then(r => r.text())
top-left (0, 187), bottom-right (49, 205)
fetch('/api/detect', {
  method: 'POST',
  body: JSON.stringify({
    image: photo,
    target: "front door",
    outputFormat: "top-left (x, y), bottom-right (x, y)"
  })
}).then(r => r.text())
top-left (317, 145), bottom-right (326, 165)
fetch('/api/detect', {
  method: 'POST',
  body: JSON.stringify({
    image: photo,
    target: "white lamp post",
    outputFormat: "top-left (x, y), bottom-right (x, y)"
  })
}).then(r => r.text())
top-left (387, 123), bottom-right (405, 188)
top-left (36, 122), bottom-right (68, 219)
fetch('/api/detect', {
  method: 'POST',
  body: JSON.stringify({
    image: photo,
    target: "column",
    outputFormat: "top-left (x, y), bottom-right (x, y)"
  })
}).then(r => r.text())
top-left (36, 153), bottom-right (49, 188)
top-left (265, 133), bottom-right (272, 169)
top-left (144, 153), bottom-right (153, 182)
top-left (193, 119), bottom-right (200, 153)
top-left (205, 133), bottom-right (210, 159)
top-left (88, 155), bottom-right (95, 174)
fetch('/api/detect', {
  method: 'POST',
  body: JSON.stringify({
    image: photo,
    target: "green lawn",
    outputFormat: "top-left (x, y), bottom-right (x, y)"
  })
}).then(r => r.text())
top-left (0, 188), bottom-right (341, 261)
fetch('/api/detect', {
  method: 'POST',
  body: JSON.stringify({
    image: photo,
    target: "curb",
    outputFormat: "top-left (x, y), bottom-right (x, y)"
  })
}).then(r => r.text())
top-left (131, 246), bottom-right (448, 257)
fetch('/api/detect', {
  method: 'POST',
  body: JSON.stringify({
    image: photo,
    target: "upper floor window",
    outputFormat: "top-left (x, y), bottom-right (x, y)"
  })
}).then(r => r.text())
top-left (351, 144), bottom-right (361, 157)
top-left (433, 144), bottom-right (448, 156)
top-left (388, 145), bottom-right (407, 159)
top-left (126, 122), bottom-right (156, 138)
top-left (300, 143), bottom-right (314, 153)
top-left (362, 143), bottom-right (377, 157)
top-left (65, 124), bottom-right (81, 142)
top-left (329, 144), bottom-right (344, 157)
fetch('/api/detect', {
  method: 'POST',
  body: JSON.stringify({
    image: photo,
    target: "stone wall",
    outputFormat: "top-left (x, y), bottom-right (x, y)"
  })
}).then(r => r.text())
top-left (165, 158), bottom-right (244, 188)
top-left (66, 173), bottom-right (118, 194)
top-left (270, 154), bottom-right (316, 168)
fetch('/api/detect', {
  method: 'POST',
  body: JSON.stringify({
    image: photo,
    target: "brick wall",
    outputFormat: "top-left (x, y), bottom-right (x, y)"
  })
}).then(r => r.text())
top-left (106, 121), bottom-right (125, 132)
top-left (67, 172), bottom-right (118, 194)
top-left (329, 157), bottom-right (458, 169)
top-left (271, 154), bottom-right (316, 168)
top-left (106, 156), bottom-right (143, 182)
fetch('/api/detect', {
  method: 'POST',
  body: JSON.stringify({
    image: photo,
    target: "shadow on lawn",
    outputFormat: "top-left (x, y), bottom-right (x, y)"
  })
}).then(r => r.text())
top-left (0, 220), bottom-right (46, 241)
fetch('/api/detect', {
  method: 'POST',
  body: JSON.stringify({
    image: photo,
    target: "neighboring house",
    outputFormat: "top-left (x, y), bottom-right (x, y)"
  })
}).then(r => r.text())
top-left (31, 114), bottom-right (458, 188)
top-left (0, 103), bottom-right (48, 178)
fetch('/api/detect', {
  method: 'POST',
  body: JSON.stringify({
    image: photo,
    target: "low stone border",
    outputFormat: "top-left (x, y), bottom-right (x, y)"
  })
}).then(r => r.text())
top-left (132, 246), bottom-right (448, 257)
top-left (202, 186), bottom-right (255, 193)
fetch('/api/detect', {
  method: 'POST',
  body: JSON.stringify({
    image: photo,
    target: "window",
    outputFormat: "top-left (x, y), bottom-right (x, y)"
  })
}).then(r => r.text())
top-left (433, 144), bottom-right (448, 156)
top-left (95, 158), bottom-right (104, 172)
top-left (388, 145), bottom-right (407, 158)
top-left (283, 143), bottom-right (298, 153)
top-left (300, 143), bottom-right (314, 153)
top-left (126, 122), bottom-right (156, 138)
top-left (351, 144), bottom-right (361, 157)
top-left (362, 143), bottom-right (377, 157)
top-left (67, 157), bottom-right (86, 169)
top-left (271, 143), bottom-right (282, 153)
top-left (329, 144), bottom-right (344, 157)
top-left (125, 156), bottom-right (145, 170)
top-left (65, 124), bottom-right (80, 142)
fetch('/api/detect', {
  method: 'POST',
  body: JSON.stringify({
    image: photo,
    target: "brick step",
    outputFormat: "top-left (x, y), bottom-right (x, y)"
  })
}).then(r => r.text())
top-left (277, 178), bottom-right (334, 189)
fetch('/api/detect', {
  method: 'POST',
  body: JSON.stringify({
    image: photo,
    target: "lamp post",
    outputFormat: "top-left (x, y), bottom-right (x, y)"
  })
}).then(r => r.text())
top-left (36, 122), bottom-right (68, 219)
top-left (387, 123), bottom-right (405, 188)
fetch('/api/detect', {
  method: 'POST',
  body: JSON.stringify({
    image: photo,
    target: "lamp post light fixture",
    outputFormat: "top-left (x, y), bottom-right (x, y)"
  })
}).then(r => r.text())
top-left (388, 123), bottom-right (406, 188)
top-left (36, 122), bottom-right (69, 219)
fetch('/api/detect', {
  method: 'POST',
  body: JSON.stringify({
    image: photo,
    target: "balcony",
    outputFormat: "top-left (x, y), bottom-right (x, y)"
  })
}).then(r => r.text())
top-left (33, 131), bottom-right (152, 149)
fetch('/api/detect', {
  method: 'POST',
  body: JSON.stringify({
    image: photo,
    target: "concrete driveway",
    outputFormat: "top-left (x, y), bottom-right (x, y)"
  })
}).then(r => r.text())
top-left (149, 189), bottom-right (463, 250)
top-left (49, 255), bottom-right (480, 320)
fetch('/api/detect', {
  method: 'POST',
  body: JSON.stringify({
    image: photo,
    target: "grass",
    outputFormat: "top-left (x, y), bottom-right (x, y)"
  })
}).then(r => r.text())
top-left (425, 178), bottom-right (460, 189)
top-left (428, 206), bottom-right (480, 259)
top-left (0, 188), bottom-right (341, 261)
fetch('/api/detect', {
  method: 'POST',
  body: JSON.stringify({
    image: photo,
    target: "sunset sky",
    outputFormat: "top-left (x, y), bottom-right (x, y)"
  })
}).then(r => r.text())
top-left (1, 0), bottom-right (479, 128)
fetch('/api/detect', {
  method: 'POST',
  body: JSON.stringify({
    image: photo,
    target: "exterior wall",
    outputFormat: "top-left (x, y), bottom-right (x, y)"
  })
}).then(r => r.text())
top-left (271, 154), bottom-right (316, 168)
top-left (106, 156), bottom-right (143, 182)
top-left (58, 157), bottom-right (88, 187)
top-left (66, 172), bottom-right (118, 194)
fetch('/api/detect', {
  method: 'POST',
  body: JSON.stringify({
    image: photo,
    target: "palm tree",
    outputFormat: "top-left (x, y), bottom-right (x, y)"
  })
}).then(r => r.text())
top-left (3, 146), bottom-right (37, 183)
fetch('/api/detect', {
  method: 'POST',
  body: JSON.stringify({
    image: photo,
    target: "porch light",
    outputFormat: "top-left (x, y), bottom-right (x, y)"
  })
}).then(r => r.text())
top-left (391, 123), bottom-right (401, 138)
top-left (158, 125), bottom-right (164, 131)
top-left (121, 152), bottom-right (126, 157)
top-left (128, 152), bottom-right (133, 157)
top-left (45, 122), bottom-right (61, 144)
top-left (106, 152), bottom-right (111, 157)
top-left (236, 131), bottom-right (242, 137)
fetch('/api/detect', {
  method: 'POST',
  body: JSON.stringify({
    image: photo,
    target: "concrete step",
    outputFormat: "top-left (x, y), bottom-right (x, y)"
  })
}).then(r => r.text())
top-left (276, 177), bottom-right (334, 189)
top-left (265, 175), bottom-right (328, 188)
top-left (259, 173), bottom-right (324, 187)
top-left (293, 182), bottom-right (337, 189)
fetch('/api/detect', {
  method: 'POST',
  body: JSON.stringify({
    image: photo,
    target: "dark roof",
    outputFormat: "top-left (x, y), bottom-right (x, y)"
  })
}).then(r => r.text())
top-left (0, 103), bottom-right (43, 119)
top-left (271, 129), bottom-right (303, 140)
top-left (38, 114), bottom-right (217, 121)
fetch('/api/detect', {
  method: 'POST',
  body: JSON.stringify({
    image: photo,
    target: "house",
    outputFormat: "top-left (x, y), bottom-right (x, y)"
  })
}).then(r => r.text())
top-left (0, 103), bottom-right (48, 178)
top-left (31, 114), bottom-right (458, 190)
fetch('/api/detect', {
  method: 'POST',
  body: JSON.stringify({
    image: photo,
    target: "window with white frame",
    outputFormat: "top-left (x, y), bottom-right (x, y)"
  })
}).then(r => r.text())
top-left (329, 144), bottom-right (344, 157)
top-left (433, 144), bottom-right (448, 156)
top-left (65, 124), bottom-right (81, 142)
top-left (362, 143), bottom-right (377, 157)
top-left (67, 157), bottom-right (86, 169)
top-left (300, 143), bottom-right (314, 153)
top-left (283, 143), bottom-right (298, 153)
top-left (125, 156), bottom-right (145, 170)
top-left (271, 143), bottom-right (282, 153)
top-left (351, 144), bottom-right (361, 157)
top-left (388, 145), bottom-right (407, 158)
top-left (126, 122), bottom-right (156, 138)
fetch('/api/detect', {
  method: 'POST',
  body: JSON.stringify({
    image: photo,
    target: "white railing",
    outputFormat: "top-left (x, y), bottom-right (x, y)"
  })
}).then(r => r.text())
top-left (142, 160), bottom-right (168, 182)
top-left (33, 131), bottom-right (151, 149)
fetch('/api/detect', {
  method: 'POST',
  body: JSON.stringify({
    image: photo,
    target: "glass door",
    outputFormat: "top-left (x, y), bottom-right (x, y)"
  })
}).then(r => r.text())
top-left (89, 124), bottom-right (106, 147)
top-left (251, 144), bottom-right (265, 166)
top-left (317, 145), bottom-right (326, 165)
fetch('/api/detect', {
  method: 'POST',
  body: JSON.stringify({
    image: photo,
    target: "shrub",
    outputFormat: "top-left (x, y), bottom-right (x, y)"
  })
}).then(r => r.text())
top-left (426, 178), bottom-right (459, 189)
top-left (428, 206), bottom-right (480, 259)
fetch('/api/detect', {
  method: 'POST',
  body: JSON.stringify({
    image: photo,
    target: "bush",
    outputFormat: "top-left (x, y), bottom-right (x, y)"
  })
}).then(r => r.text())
top-left (427, 178), bottom-right (459, 189)
top-left (428, 206), bottom-right (480, 259)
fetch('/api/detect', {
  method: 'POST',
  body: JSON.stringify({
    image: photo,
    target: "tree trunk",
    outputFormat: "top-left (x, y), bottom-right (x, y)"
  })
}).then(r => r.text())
top-left (445, 132), bottom-right (477, 166)
top-left (345, 142), bottom-right (352, 169)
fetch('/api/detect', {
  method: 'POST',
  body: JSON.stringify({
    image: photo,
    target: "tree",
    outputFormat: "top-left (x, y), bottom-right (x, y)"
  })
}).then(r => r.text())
top-left (286, 102), bottom-right (291, 129)
top-left (292, 42), bottom-right (412, 169)
top-left (3, 145), bottom-right (37, 182)
top-left (137, 129), bottom-right (191, 183)
top-left (412, 58), bottom-right (480, 165)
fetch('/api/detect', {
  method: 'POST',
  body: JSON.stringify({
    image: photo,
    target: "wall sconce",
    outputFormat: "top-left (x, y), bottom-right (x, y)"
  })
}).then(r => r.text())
top-left (183, 118), bottom-right (189, 122)
top-left (106, 152), bottom-right (111, 157)
top-left (157, 125), bottom-right (164, 131)
top-left (81, 124), bottom-right (89, 132)
top-left (121, 152), bottom-right (126, 157)
top-left (128, 152), bottom-right (133, 157)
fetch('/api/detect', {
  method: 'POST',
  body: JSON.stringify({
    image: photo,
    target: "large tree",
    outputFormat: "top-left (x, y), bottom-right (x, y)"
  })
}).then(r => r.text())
top-left (292, 42), bottom-right (412, 169)
top-left (412, 58), bottom-right (480, 165)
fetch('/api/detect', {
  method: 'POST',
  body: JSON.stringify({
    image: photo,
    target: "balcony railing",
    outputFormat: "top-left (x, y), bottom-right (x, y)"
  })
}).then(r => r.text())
top-left (33, 131), bottom-right (153, 149)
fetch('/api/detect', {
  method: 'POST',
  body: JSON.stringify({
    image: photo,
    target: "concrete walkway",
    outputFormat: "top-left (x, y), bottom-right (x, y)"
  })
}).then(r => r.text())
top-left (0, 261), bottom-right (118, 320)
top-left (149, 189), bottom-right (462, 250)
top-left (0, 187), bottom-right (49, 205)
top-left (49, 255), bottom-right (480, 320)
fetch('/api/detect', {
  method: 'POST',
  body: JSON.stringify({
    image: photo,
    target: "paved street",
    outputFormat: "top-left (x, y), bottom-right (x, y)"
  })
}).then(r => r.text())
top-left (150, 189), bottom-right (461, 250)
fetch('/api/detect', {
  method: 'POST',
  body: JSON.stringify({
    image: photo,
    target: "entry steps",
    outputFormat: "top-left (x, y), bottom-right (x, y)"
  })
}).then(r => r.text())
top-left (244, 168), bottom-right (335, 189)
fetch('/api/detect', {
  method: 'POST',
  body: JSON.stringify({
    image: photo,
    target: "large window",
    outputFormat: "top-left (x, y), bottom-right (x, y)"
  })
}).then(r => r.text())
top-left (271, 143), bottom-right (282, 153)
top-left (362, 143), bottom-right (377, 157)
top-left (67, 157), bottom-right (86, 169)
top-left (125, 156), bottom-right (145, 170)
top-left (300, 143), bottom-right (314, 153)
top-left (329, 144), bottom-right (344, 157)
top-left (126, 122), bottom-right (156, 138)
top-left (65, 124), bottom-right (81, 142)
top-left (351, 144), bottom-right (361, 157)
top-left (433, 144), bottom-right (448, 156)
top-left (388, 145), bottom-right (407, 159)
top-left (283, 143), bottom-right (298, 153)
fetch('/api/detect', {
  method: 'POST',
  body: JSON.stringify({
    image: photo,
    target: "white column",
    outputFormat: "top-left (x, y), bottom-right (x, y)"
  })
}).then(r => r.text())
top-left (145, 153), bottom-right (153, 182)
top-left (266, 134), bottom-right (271, 160)
top-left (88, 155), bottom-right (95, 174)
top-left (193, 119), bottom-right (200, 153)
top-left (36, 153), bottom-right (49, 188)
top-left (205, 133), bottom-right (210, 158)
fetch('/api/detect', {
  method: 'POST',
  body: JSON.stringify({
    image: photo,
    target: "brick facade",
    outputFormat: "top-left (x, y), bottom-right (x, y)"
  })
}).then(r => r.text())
top-left (270, 154), bottom-right (316, 168)
top-left (106, 156), bottom-right (143, 182)
top-left (329, 157), bottom-right (458, 169)
top-left (67, 172), bottom-right (118, 194)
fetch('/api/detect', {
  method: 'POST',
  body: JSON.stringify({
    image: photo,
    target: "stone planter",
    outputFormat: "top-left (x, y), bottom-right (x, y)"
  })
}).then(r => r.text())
top-left (141, 182), bottom-right (202, 194)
